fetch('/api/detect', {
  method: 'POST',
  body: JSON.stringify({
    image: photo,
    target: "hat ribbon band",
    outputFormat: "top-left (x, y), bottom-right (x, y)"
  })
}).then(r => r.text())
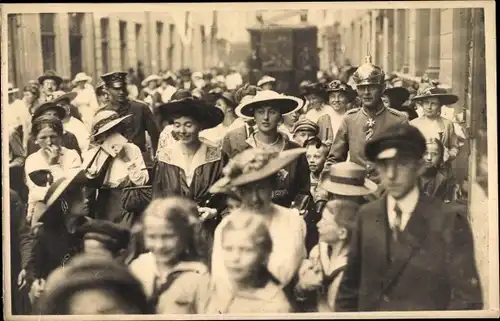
top-left (330, 175), bottom-right (365, 187)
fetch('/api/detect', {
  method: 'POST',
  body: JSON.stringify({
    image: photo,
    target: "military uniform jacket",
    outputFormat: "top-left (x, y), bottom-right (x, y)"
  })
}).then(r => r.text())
top-left (326, 105), bottom-right (408, 168)
top-left (335, 194), bottom-right (483, 311)
top-left (102, 99), bottom-right (160, 154)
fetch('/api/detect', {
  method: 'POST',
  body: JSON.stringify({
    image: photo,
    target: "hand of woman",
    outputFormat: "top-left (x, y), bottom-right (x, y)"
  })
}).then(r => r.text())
top-left (44, 145), bottom-right (61, 165)
top-left (116, 145), bottom-right (131, 162)
top-left (18, 269), bottom-right (28, 290)
top-left (198, 207), bottom-right (218, 221)
top-left (297, 259), bottom-right (323, 292)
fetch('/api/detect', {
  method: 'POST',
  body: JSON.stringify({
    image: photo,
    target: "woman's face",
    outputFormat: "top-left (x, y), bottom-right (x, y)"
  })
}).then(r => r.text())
top-left (328, 92), bottom-right (349, 112)
top-left (42, 109), bottom-right (60, 119)
top-left (283, 111), bottom-right (299, 127)
top-left (381, 95), bottom-right (391, 108)
top-left (254, 105), bottom-right (281, 134)
top-left (147, 81), bottom-right (157, 89)
top-left (35, 125), bottom-right (62, 150)
top-left (98, 92), bottom-right (111, 106)
top-left (77, 81), bottom-right (86, 89)
top-left (261, 83), bottom-right (274, 91)
top-left (222, 230), bottom-right (264, 284)
top-left (419, 97), bottom-right (441, 118)
top-left (238, 178), bottom-right (274, 211)
top-left (67, 186), bottom-right (90, 217)
top-left (144, 215), bottom-right (183, 266)
top-left (171, 116), bottom-right (201, 145)
top-left (68, 288), bottom-right (142, 314)
top-left (23, 91), bottom-right (37, 104)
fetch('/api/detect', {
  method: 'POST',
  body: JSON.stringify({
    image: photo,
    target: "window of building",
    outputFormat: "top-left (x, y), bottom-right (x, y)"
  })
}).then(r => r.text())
top-left (135, 23), bottom-right (143, 70)
top-left (8, 14), bottom-right (18, 86)
top-left (156, 22), bottom-right (164, 72)
top-left (119, 21), bottom-right (128, 71)
top-left (40, 13), bottom-right (56, 72)
top-left (100, 18), bottom-right (110, 73)
top-left (69, 13), bottom-right (84, 78)
top-left (200, 25), bottom-right (206, 69)
top-left (168, 24), bottom-right (175, 71)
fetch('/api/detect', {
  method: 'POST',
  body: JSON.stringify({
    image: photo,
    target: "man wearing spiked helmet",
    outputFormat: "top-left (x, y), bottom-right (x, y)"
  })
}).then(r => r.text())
top-left (323, 56), bottom-right (408, 184)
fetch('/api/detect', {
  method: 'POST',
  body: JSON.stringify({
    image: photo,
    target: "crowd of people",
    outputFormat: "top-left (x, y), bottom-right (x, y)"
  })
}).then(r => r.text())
top-left (7, 54), bottom-right (482, 315)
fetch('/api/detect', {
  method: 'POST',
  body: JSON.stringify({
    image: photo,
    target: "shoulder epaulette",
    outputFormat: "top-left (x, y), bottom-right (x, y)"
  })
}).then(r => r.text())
top-left (345, 107), bottom-right (360, 115)
top-left (387, 107), bottom-right (409, 119)
top-left (131, 99), bottom-right (149, 107)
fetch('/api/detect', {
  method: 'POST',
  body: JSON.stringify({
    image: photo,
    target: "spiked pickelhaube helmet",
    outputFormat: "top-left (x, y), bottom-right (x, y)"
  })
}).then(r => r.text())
top-left (351, 55), bottom-right (385, 87)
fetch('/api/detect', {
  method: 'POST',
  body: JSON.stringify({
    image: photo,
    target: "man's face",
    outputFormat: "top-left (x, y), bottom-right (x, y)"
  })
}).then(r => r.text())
top-left (253, 105), bottom-right (281, 134)
top-left (43, 79), bottom-right (58, 93)
top-left (108, 87), bottom-right (128, 104)
top-left (376, 154), bottom-right (422, 199)
top-left (306, 145), bottom-right (328, 175)
top-left (356, 84), bottom-right (383, 110)
top-left (293, 130), bottom-right (315, 147)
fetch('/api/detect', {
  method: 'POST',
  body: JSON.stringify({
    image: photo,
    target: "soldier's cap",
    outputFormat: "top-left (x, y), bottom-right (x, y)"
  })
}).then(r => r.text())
top-left (37, 253), bottom-right (151, 314)
top-left (100, 71), bottom-right (128, 89)
top-left (292, 118), bottom-right (319, 135)
top-left (365, 123), bottom-right (426, 162)
top-left (77, 219), bottom-right (131, 251)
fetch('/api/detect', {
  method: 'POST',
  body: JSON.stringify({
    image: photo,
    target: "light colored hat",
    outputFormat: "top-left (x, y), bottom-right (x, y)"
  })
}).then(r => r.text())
top-left (320, 162), bottom-right (377, 196)
top-left (236, 90), bottom-right (303, 118)
top-left (91, 110), bottom-right (132, 137)
top-left (8, 83), bottom-right (19, 94)
top-left (209, 148), bottom-right (306, 194)
top-left (162, 71), bottom-right (177, 81)
top-left (72, 72), bottom-right (92, 85)
top-left (141, 74), bottom-right (161, 87)
top-left (257, 75), bottom-right (276, 87)
top-left (192, 71), bottom-right (203, 80)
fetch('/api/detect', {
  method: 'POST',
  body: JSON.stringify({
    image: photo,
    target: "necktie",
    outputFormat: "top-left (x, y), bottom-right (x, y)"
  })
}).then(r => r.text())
top-left (393, 203), bottom-right (403, 241)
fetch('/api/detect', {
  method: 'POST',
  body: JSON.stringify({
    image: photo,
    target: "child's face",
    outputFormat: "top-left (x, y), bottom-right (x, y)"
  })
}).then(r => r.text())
top-left (317, 209), bottom-right (343, 244)
top-left (423, 142), bottom-right (442, 167)
top-left (144, 216), bottom-right (182, 266)
top-left (294, 130), bottom-right (314, 147)
top-left (306, 145), bottom-right (328, 175)
top-left (222, 230), bottom-right (263, 283)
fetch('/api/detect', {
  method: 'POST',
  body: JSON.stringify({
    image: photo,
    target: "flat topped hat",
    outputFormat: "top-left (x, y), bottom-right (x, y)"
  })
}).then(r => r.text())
top-left (292, 118), bottom-right (319, 135)
top-left (209, 148), bottom-right (306, 194)
top-left (32, 101), bottom-right (66, 120)
top-left (8, 83), bottom-right (19, 94)
top-left (95, 80), bottom-right (107, 94)
top-left (72, 72), bottom-right (92, 85)
top-left (383, 86), bottom-right (410, 108)
top-left (101, 71), bottom-right (128, 89)
top-left (412, 82), bottom-right (459, 106)
top-left (91, 110), bottom-right (132, 137)
top-left (38, 253), bottom-right (150, 315)
top-left (141, 74), bottom-right (161, 87)
top-left (157, 89), bottom-right (224, 130)
top-left (208, 88), bottom-right (237, 107)
top-left (325, 79), bottom-right (356, 102)
top-left (365, 123), bottom-right (426, 162)
top-left (351, 55), bottom-right (385, 86)
top-left (236, 90), bottom-right (303, 118)
top-left (78, 219), bottom-right (131, 251)
top-left (320, 162), bottom-right (377, 196)
top-left (52, 91), bottom-right (77, 105)
top-left (257, 75), bottom-right (276, 87)
top-left (38, 70), bottom-right (63, 86)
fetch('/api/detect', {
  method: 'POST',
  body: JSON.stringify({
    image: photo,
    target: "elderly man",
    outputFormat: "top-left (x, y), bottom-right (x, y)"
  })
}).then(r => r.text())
top-left (324, 56), bottom-right (408, 184)
top-left (38, 70), bottom-right (66, 103)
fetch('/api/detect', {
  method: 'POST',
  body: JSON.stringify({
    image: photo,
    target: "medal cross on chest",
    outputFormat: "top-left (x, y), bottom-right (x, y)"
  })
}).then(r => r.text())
top-left (365, 118), bottom-right (376, 141)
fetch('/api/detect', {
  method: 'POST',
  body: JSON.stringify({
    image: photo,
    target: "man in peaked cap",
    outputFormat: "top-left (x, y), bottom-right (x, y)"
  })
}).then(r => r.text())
top-left (100, 71), bottom-right (160, 165)
top-left (323, 56), bottom-right (408, 184)
top-left (335, 123), bottom-right (483, 311)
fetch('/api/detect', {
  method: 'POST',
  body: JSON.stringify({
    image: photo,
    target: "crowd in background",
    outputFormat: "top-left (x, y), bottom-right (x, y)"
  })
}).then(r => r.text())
top-left (7, 53), bottom-right (480, 316)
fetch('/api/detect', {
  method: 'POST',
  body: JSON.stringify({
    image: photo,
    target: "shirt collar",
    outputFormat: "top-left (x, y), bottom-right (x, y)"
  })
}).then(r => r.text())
top-left (387, 185), bottom-right (420, 215)
top-left (361, 104), bottom-right (386, 118)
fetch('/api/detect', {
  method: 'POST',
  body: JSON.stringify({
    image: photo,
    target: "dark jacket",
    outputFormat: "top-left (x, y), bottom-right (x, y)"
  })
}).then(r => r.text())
top-left (335, 193), bottom-right (483, 311)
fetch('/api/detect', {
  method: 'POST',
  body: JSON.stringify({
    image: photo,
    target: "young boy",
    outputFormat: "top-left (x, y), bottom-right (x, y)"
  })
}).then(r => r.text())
top-left (304, 136), bottom-right (331, 202)
top-left (294, 199), bottom-right (360, 312)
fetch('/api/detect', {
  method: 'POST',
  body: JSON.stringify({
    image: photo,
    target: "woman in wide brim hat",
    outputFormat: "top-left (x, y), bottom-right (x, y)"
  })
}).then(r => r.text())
top-left (82, 110), bottom-right (149, 226)
top-left (235, 90), bottom-right (303, 119)
top-left (72, 72), bottom-right (92, 85)
top-left (382, 86), bottom-right (419, 121)
top-left (209, 147), bottom-right (308, 291)
top-left (8, 83), bottom-right (19, 95)
top-left (32, 101), bottom-right (67, 120)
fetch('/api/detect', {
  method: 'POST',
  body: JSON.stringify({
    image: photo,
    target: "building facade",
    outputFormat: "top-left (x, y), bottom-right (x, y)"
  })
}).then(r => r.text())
top-left (7, 11), bottom-right (226, 89)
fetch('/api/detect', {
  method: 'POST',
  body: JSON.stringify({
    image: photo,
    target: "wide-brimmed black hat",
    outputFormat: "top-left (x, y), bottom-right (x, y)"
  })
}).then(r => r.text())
top-left (32, 102), bottom-right (66, 120)
top-left (412, 83), bottom-right (459, 106)
top-left (365, 123), bottom-right (426, 162)
top-left (383, 87), bottom-right (410, 108)
top-left (38, 70), bottom-right (63, 86)
top-left (325, 80), bottom-right (357, 102)
top-left (158, 89), bottom-right (224, 130)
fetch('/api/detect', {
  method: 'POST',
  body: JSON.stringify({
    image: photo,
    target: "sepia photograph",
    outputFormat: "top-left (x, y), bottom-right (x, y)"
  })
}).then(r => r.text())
top-left (2, 1), bottom-right (498, 319)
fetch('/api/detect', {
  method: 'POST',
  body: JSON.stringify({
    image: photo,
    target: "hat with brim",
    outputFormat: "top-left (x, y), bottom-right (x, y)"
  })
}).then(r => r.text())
top-left (320, 162), bottom-right (377, 196)
top-left (158, 89), bottom-right (224, 130)
top-left (208, 89), bottom-right (237, 108)
top-left (412, 86), bottom-right (459, 106)
top-left (32, 102), bottom-right (67, 120)
top-left (52, 91), bottom-right (77, 105)
top-left (91, 112), bottom-right (132, 138)
top-left (72, 72), bottom-right (92, 85)
top-left (38, 70), bottom-right (63, 86)
top-left (8, 83), bottom-right (19, 94)
top-left (383, 87), bottom-right (410, 108)
top-left (292, 119), bottom-right (319, 135)
top-left (365, 123), bottom-right (427, 162)
top-left (325, 80), bottom-right (357, 102)
top-left (236, 90), bottom-right (303, 118)
top-left (36, 169), bottom-right (86, 224)
top-left (257, 76), bottom-right (276, 87)
top-left (141, 75), bottom-right (161, 87)
top-left (209, 148), bottom-right (306, 194)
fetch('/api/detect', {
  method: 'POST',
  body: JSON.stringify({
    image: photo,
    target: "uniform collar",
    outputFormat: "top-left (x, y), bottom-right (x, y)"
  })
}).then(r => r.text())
top-left (361, 104), bottom-right (386, 118)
